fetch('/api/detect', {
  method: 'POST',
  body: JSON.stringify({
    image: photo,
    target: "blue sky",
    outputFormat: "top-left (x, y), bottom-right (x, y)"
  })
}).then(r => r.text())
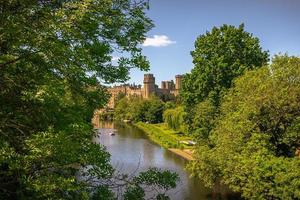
top-left (126, 0), bottom-right (300, 85)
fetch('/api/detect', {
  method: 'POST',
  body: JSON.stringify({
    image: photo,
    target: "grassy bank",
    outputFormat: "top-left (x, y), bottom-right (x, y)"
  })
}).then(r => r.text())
top-left (134, 122), bottom-right (193, 149)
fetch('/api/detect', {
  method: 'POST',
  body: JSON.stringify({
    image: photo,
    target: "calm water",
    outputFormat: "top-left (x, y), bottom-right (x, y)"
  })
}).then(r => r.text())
top-left (93, 121), bottom-right (239, 200)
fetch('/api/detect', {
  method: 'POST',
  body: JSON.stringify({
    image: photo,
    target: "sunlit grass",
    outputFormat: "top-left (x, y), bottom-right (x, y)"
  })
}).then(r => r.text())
top-left (135, 122), bottom-right (193, 149)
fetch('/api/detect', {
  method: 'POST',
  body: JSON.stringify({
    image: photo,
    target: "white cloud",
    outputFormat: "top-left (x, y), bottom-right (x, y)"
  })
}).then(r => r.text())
top-left (142, 35), bottom-right (176, 47)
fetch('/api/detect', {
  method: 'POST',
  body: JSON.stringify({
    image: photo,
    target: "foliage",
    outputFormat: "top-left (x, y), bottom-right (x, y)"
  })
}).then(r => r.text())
top-left (114, 96), bottom-right (131, 121)
top-left (144, 95), bottom-right (165, 123)
top-left (158, 93), bottom-right (175, 102)
top-left (99, 111), bottom-right (114, 121)
top-left (115, 92), bottom-right (126, 105)
top-left (164, 101), bottom-right (176, 110)
top-left (114, 95), bottom-right (146, 122)
top-left (134, 168), bottom-right (178, 190)
top-left (163, 106), bottom-right (186, 133)
top-left (181, 24), bottom-right (269, 134)
top-left (114, 95), bottom-right (165, 123)
top-left (189, 55), bottom-right (300, 199)
top-left (0, 0), bottom-right (179, 199)
top-left (191, 99), bottom-right (217, 140)
top-left (126, 168), bottom-right (179, 200)
top-left (90, 168), bottom-right (178, 200)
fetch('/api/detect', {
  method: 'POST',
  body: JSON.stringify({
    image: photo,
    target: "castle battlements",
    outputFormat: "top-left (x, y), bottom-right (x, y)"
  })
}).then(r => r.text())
top-left (107, 74), bottom-right (182, 108)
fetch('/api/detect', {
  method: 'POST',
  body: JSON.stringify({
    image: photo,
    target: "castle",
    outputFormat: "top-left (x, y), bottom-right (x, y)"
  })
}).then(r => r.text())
top-left (107, 74), bottom-right (183, 108)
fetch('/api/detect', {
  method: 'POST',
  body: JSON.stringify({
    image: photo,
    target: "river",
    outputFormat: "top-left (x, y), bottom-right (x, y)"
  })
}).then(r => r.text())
top-left (93, 121), bottom-right (240, 200)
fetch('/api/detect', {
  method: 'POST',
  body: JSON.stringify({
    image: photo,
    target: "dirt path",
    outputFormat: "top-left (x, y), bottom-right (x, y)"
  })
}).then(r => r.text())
top-left (168, 148), bottom-right (195, 161)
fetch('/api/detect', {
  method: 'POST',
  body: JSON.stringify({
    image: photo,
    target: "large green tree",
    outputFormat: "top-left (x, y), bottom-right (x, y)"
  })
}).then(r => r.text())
top-left (0, 0), bottom-right (178, 199)
top-left (189, 55), bottom-right (300, 199)
top-left (163, 106), bottom-right (186, 133)
top-left (114, 95), bottom-right (165, 123)
top-left (181, 24), bottom-right (269, 135)
top-left (144, 95), bottom-right (164, 123)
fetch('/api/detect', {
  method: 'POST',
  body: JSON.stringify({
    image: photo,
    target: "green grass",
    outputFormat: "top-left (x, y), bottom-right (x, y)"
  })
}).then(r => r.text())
top-left (134, 122), bottom-right (193, 149)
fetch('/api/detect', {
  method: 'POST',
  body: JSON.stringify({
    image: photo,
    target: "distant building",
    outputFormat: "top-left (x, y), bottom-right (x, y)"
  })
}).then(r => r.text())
top-left (106, 74), bottom-right (183, 108)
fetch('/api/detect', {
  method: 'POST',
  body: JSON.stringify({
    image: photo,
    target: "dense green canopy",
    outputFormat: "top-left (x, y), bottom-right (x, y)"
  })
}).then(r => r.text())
top-left (181, 24), bottom-right (269, 137)
top-left (114, 95), bottom-right (165, 123)
top-left (0, 0), bottom-right (178, 199)
top-left (181, 24), bottom-right (269, 107)
top-left (189, 55), bottom-right (300, 199)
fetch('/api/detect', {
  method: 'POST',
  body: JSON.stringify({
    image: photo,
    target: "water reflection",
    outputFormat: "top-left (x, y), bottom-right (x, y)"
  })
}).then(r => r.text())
top-left (94, 121), bottom-right (240, 200)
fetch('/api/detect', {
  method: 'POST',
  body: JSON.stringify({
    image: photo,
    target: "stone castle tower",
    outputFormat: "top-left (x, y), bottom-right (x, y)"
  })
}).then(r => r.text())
top-left (175, 75), bottom-right (183, 90)
top-left (143, 74), bottom-right (155, 98)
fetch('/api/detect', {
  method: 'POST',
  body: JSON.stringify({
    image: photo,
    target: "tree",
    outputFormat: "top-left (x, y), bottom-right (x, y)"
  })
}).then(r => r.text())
top-left (144, 95), bottom-right (165, 123)
top-left (181, 24), bottom-right (269, 134)
top-left (114, 92), bottom-right (126, 107)
top-left (164, 101), bottom-right (176, 110)
top-left (163, 106), bottom-right (186, 133)
top-left (114, 96), bottom-right (130, 121)
top-left (128, 95), bottom-right (147, 122)
top-left (0, 0), bottom-right (178, 199)
top-left (114, 95), bottom-right (165, 123)
top-left (191, 99), bottom-right (217, 140)
top-left (189, 55), bottom-right (300, 199)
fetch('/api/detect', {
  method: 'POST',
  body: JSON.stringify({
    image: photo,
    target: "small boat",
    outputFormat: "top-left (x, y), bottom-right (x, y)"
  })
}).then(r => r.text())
top-left (109, 132), bottom-right (116, 136)
top-left (187, 140), bottom-right (196, 145)
top-left (179, 140), bottom-right (196, 146)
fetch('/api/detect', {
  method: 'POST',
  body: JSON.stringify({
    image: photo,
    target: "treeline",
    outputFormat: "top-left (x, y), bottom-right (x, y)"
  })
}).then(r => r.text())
top-left (114, 94), bottom-right (188, 133)
top-left (114, 95), bottom-right (165, 123)
top-left (180, 24), bottom-right (300, 199)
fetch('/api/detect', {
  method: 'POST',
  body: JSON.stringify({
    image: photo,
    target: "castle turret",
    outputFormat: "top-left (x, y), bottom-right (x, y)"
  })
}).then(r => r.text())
top-left (161, 81), bottom-right (167, 89)
top-left (143, 74), bottom-right (155, 98)
top-left (175, 75), bottom-right (183, 90)
top-left (165, 81), bottom-right (172, 90)
top-left (170, 80), bottom-right (175, 90)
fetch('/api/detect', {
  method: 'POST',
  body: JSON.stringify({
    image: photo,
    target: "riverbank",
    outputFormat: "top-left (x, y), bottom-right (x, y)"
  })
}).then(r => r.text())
top-left (134, 122), bottom-right (195, 160)
top-left (169, 148), bottom-right (195, 160)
